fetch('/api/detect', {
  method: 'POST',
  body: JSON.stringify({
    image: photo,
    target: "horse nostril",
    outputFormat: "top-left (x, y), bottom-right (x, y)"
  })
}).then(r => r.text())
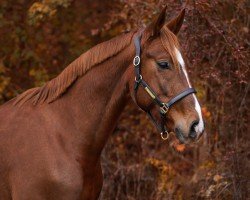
top-left (189, 120), bottom-right (199, 139)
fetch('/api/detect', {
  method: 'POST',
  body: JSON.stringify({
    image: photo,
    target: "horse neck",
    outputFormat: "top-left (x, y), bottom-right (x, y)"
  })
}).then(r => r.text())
top-left (55, 42), bottom-right (134, 157)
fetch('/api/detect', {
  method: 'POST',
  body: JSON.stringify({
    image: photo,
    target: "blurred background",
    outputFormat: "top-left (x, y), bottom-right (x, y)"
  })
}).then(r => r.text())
top-left (0, 0), bottom-right (249, 199)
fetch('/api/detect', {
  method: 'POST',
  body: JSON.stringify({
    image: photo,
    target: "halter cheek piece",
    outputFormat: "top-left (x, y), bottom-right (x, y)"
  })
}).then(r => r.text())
top-left (133, 34), bottom-right (196, 140)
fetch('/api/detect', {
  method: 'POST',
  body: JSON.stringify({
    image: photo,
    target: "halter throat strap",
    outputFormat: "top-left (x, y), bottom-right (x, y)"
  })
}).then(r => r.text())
top-left (133, 33), bottom-right (196, 140)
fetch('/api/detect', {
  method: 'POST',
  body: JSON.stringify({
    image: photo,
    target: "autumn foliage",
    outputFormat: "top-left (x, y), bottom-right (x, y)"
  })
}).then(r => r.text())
top-left (0, 0), bottom-right (249, 199)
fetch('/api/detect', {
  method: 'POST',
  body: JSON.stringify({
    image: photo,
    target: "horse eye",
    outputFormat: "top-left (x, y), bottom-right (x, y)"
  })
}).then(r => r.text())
top-left (157, 61), bottom-right (170, 69)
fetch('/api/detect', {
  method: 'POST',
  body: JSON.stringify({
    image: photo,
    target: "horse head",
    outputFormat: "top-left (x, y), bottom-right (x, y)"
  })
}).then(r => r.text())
top-left (129, 7), bottom-right (205, 144)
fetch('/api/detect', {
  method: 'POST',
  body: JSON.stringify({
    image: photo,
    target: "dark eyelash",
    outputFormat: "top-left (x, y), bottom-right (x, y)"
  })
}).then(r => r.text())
top-left (157, 61), bottom-right (171, 69)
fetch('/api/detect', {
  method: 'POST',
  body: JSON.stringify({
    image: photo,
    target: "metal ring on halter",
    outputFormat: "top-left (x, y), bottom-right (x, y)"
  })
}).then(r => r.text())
top-left (160, 131), bottom-right (169, 140)
top-left (135, 75), bottom-right (142, 83)
top-left (133, 56), bottom-right (140, 66)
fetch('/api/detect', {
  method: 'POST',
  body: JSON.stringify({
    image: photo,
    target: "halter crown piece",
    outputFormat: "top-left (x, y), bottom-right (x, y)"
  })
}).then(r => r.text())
top-left (133, 33), bottom-right (197, 140)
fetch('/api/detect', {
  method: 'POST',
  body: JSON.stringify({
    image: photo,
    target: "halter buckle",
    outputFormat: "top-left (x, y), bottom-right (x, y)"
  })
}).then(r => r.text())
top-left (161, 131), bottom-right (169, 140)
top-left (133, 56), bottom-right (140, 66)
top-left (160, 104), bottom-right (169, 115)
top-left (135, 75), bottom-right (142, 83)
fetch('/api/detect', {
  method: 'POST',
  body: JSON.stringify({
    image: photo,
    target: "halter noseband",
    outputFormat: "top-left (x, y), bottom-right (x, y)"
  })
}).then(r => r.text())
top-left (133, 33), bottom-right (196, 140)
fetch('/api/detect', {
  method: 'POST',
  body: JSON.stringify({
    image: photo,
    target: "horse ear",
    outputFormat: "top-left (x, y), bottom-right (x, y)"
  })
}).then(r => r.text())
top-left (148, 5), bottom-right (167, 37)
top-left (166, 9), bottom-right (185, 35)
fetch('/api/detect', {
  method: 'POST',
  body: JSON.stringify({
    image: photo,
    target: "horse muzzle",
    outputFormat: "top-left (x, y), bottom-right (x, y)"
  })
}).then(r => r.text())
top-left (175, 122), bottom-right (204, 144)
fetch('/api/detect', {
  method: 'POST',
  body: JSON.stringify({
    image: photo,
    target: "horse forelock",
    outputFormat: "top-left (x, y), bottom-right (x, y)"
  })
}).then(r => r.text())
top-left (14, 32), bottom-right (135, 106)
top-left (160, 26), bottom-right (180, 69)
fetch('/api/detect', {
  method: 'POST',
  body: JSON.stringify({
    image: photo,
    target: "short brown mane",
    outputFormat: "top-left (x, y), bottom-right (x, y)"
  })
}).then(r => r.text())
top-left (14, 27), bottom-right (180, 106)
top-left (14, 32), bottom-right (135, 105)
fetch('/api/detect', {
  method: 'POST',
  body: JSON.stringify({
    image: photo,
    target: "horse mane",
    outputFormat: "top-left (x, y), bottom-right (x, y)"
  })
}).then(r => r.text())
top-left (14, 26), bottom-right (180, 106)
top-left (14, 32), bottom-right (135, 106)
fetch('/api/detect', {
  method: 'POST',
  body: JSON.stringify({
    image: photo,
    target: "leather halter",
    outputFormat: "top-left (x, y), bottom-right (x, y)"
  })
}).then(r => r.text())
top-left (133, 33), bottom-right (196, 140)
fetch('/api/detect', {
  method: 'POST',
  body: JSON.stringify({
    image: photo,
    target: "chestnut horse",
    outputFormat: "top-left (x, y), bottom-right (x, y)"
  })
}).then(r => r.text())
top-left (0, 7), bottom-right (204, 200)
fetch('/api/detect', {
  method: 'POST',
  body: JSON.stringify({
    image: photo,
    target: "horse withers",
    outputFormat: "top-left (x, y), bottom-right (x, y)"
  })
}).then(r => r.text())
top-left (0, 6), bottom-right (204, 200)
